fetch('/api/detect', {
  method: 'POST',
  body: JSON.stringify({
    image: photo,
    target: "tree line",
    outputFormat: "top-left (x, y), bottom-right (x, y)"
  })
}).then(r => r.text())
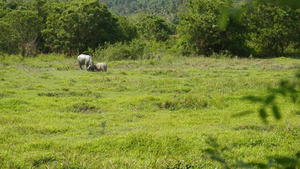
top-left (0, 0), bottom-right (299, 58)
top-left (0, 0), bottom-right (138, 56)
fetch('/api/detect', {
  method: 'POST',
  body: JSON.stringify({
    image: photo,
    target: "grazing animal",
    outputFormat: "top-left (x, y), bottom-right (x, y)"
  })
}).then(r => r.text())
top-left (77, 54), bottom-right (95, 71)
top-left (95, 62), bottom-right (107, 72)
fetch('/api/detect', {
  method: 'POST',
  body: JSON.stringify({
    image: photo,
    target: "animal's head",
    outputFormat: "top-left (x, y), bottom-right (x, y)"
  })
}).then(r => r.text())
top-left (87, 65), bottom-right (96, 71)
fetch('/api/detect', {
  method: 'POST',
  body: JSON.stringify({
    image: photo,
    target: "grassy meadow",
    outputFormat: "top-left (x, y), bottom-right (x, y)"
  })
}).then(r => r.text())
top-left (0, 54), bottom-right (299, 168)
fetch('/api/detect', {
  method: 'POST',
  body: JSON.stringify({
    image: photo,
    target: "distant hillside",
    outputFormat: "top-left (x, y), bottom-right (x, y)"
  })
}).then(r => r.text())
top-left (99, 0), bottom-right (188, 24)
top-left (99, 0), bottom-right (187, 15)
top-left (98, 0), bottom-right (249, 16)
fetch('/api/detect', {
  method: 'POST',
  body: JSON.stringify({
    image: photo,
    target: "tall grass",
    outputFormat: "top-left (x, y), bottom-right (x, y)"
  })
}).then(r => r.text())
top-left (92, 39), bottom-right (176, 61)
top-left (0, 54), bottom-right (299, 168)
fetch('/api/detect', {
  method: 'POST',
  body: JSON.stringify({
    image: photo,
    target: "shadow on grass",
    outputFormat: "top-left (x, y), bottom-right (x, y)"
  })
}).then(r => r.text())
top-left (235, 69), bottom-right (299, 124)
top-left (206, 70), bottom-right (300, 168)
top-left (203, 136), bottom-right (300, 169)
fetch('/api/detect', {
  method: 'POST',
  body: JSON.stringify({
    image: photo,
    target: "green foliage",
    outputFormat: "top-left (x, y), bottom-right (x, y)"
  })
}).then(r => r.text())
top-left (0, 5), bottom-right (42, 55)
top-left (100, 0), bottom-right (188, 22)
top-left (93, 39), bottom-right (146, 61)
top-left (116, 16), bottom-right (139, 42)
top-left (0, 0), bottom-right (300, 57)
top-left (176, 0), bottom-right (300, 57)
top-left (42, 0), bottom-right (122, 54)
top-left (93, 38), bottom-right (178, 61)
top-left (245, 2), bottom-right (300, 56)
top-left (255, 0), bottom-right (300, 9)
top-left (177, 0), bottom-right (250, 56)
top-left (136, 15), bottom-right (172, 42)
top-left (0, 0), bottom-right (138, 55)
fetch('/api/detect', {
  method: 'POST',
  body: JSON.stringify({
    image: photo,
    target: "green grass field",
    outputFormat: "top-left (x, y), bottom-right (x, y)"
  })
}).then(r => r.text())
top-left (0, 54), bottom-right (299, 168)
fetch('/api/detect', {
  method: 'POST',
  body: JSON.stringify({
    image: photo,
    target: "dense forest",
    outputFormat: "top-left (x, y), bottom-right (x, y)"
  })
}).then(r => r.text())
top-left (100, 0), bottom-right (187, 16)
top-left (0, 0), bottom-right (299, 59)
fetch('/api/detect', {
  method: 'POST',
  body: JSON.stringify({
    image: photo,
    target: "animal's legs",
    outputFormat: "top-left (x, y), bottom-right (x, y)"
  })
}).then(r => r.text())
top-left (79, 62), bottom-right (83, 70)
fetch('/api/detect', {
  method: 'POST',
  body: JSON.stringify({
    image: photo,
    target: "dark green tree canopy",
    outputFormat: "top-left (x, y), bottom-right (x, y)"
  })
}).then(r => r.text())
top-left (137, 15), bottom-right (172, 42)
top-left (0, 0), bottom-right (138, 55)
top-left (245, 1), bottom-right (299, 56)
top-left (176, 0), bottom-right (300, 56)
top-left (42, 0), bottom-right (123, 54)
top-left (0, 1), bottom-right (42, 55)
top-left (0, 0), bottom-right (299, 57)
top-left (177, 0), bottom-right (243, 55)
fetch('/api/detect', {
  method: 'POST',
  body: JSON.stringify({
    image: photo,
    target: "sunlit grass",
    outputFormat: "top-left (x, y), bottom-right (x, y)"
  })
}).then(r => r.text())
top-left (0, 54), bottom-right (299, 168)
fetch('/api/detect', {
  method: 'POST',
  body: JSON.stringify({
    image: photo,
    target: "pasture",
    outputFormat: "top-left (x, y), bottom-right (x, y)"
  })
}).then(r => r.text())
top-left (0, 54), bottom-right (299, 168)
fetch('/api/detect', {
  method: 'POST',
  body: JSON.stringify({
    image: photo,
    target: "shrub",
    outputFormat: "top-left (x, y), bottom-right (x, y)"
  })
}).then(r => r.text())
top-left (177, 0), bottom-right (250, 56)
top-left (93, 40), bottom-right (144, 61)
top-left (245, 2), bottom-right (299, 56)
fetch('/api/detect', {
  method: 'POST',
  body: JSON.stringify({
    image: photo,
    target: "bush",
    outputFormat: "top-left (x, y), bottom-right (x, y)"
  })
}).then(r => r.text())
top-left (177, 0), bottom-right (251, 56)
top-left (93, 39), bottom-right (177, 61)
top-left (245, 2), bottom-right (299, 56)
top-left (93, 40), bottom-right (144, 61)
top-left (136, 15), bottom-right (172, 42)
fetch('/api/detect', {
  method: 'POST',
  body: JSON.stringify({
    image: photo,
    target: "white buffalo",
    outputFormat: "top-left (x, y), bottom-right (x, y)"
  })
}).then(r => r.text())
top-left (95, 62), bottom-right (107, 72)
top-left (77, 54), bottom-right (95, 71)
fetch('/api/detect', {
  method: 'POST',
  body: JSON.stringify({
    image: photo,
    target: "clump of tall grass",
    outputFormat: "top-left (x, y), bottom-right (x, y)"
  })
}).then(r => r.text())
top-left (0, 53), bottom-right (76, 71)
top-left (158, 94), bottom-right (212, 110)
top-left (92, 39), bottom-right (176, 61)
top-left (0, 54), bottom-right (24, 67)
top-left (93, 40), bottom-right (145, 61)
